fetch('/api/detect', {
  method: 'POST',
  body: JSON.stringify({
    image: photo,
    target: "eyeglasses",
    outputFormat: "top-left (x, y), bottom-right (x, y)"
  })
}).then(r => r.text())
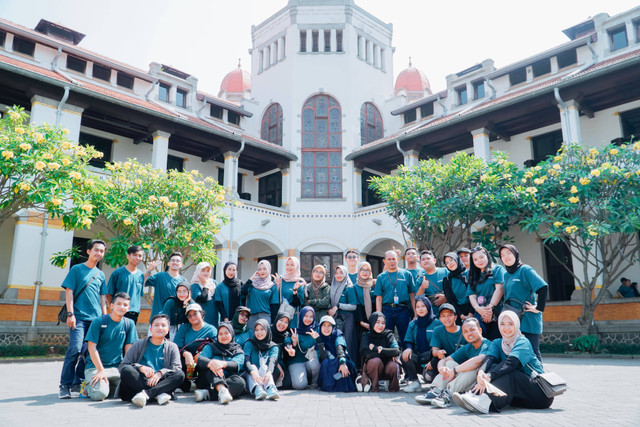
top-left (187, 312), bottom-right (199, 319)
top-left (346, 255), bottom-right (358, 260)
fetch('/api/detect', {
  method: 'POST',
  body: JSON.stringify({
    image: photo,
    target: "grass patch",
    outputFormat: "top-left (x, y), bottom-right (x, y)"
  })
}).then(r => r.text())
top-left (0, 344), bottom-right (67, 358)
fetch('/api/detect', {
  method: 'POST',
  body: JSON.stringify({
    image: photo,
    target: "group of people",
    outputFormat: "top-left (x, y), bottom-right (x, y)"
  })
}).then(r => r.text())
top-left (617, 277), bottom-right (640, 298)
top-left (58, 240), bottom-right (556, 414)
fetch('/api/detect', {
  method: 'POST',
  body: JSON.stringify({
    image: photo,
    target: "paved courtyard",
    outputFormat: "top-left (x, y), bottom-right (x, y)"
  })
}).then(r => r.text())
top-left (0, 357), bottom-right (638, 426)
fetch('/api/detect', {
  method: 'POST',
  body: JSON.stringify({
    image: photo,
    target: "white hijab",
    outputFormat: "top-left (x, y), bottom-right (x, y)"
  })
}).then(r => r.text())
top-left (190, 262), bottom-right (215, 300)
top-left (499, 310), bottom-right (522, 356)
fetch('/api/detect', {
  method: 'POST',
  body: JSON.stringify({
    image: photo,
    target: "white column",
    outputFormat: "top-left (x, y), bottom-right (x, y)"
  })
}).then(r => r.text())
top-left (280, 36), bottom-right (286, 59)
top-left (30, 95), bottom-right (84, 141)
top-left (565, 100), bottom-right (582, 143)
top-left (358, 36), bottom-right (365, 59)
top-left (330, 29), bottom-right (336, 52)
top-left (354, 167), bottom-right (363, 208)
top-left (151, 130), bottom-right (170, 171)
top-left (319, 30), bottom-right (325, 53)
top-left (306, 30), bottom-right (312, 53)
top-left (281, 167), bottom-right (290, 208)
top-left (404, 150), bottom-right (420, 168)
top-left (471, 128), bottom-right (491, 162)
top-left (223, 152), bottom-right (236, 192)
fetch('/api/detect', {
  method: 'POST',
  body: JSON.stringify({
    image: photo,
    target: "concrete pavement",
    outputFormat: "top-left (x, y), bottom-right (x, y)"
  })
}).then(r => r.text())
top-left (0, 357), bottom-right (638, 426)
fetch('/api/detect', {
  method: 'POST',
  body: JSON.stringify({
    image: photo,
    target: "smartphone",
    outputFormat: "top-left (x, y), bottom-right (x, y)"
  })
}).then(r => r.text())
top-left (333, 372), bottom-right (343, 380)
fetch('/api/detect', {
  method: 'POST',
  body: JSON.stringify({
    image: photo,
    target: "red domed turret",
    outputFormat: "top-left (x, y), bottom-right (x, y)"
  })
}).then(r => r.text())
top-left (219, 59), bottom-right (251, 98)
top-left (395, 58), bottom-right (431, 98)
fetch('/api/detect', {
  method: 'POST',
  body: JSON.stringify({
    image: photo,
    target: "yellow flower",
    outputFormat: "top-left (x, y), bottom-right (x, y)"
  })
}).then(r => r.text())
top-left (148, 195), bottom-right (158, 202)
top-left (570, 186), bottom-right (578, 194)
top-left (134, 179), bottom-right (142, 185)
top-left (69, 171), bottom-right (81, 179)
top-left (158, 196), bottom-right (169, 204)
top-left (553, 155), bottom-right (563, 162)
top-left (80, 204), bottom-right (93, 213)
top-left (124, 161), bottom-right (132, 170)
top-left (62, 129), bottom-right (70, 135)
top-left (550, 201), bottom-right (557, 207)
top-left (554, 221), bottom-right (562, 227)
top-left (34, 133), bottom-right (45, 143)
top-left (15, 127), bottom-right (25, 135)
top-left (590, 169), bottom-right (600, 177)
top-left (142, 243), bottom-right (150, 249)
top-left (61, 158), bottom-right (70, 166)
top-left (589, 230), bottom-right (598, 236)
top-left (169, 202), bottom-right (178, 208)
top-left (533, 177), bottom-right (546, 185)
top-left (1, 150), bottom-right (14, 160)
top-left (559, 180), bottom-right (566, 184)
top-left (569, 196), bottom-right (579, 203)
top-left (51, 198), bottom-right (62, 206)
top-left (42, 152), bottom-right (53, 160)
top-left (182, 201), bottom-right (190, 207)
top-left (137, 209), bottom-right (149, 215)
top-left (526, 187), bottom-right (538, 195)
top-left (81, 218), bottom-right (92, 227)
top-left (502, 173), bottom-right (512, 180)
top-left (185, 233), bottom-right (192, 242)
top-left (609, 148), bottom-right (619, 155)
top-left (123, 218), bottom-right (132, 226)
top-left (18, 182), bottom-right (30, 191)
top-left (47, 162), bottom-right (61, 170)
top-left (589, 148), bottom-right (599, 156)
top-left (602, 162), bottom-right (611, 168)
top-left (19, 143), bottom-right (31, 151)
top-left (34, 161), bottom-right (46, 170)
top-left (565, 225), bottom-right (578, 234)
top-left (553, 164), bottom-right (561, 170)
top-left (8, 111), bottom-right (20, 121)
top-left (579, 177), bottom-right (591, 185)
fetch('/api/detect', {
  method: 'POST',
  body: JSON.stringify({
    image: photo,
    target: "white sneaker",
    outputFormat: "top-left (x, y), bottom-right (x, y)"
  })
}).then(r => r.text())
top-left (194, 389), bottom-right (209, 402)
top-left (356, 375), bottom-right (363, 392)
top-left (460, 392), bottom-right (491, 414)
top-left (403, 381), bottom-right (422, 393)
top-left (217, 387), bottom-right (233, 404)
top-left (131, 391), bottom-right (148, 408)
top-left (452, 392), bottom-right (474, 411)
top-left (156, 393), bottom-right (171, 406)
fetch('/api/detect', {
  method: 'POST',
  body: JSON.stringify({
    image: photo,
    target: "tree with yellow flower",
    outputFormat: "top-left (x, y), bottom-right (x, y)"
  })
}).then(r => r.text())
top-left (520, 142), bottom-right (640, 334)
top-left (0, 106), bottom-right (100, 228)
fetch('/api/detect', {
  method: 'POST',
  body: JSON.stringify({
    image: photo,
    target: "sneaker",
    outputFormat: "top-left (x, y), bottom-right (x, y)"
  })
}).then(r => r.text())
top-left (78, 381), bottom-right (89, 399)
top-left (254, 385), bottom-right (267, 400)
top-left (403, 381), bottom-right (422, 393)
top-left (356, 375), bottom-right (363, 392)
top-left (131, 391), bottom-right (148, 408)
top-left (156, 393), bottom-right (171, 406)
top-left (70, 384), bottom-right (81, 397)
top-left (414, 387), bottom-right (441, 405)
top-left (432, 390), bottom-right (451, 408)
top-left (378, 380), bottom-right (389, 392)
top-left (194, 389), bottom-right (209, 402)
top-left (265, 385), bottom-right (280, 401)
top-left (218, 387), bottom-right (233, 404)
top-left (58, 386), bottom-right (71, 399)
top-left (452, 392), bottom-right (475, 411)
top-left (460, 392), bottom-right (491, 414)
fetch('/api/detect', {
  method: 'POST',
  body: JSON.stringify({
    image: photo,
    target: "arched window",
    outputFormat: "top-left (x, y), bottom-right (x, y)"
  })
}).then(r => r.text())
top-left (360, 102), bottom-right (383, 145)
top-left (261, 103), bottom-right (283, 145)
top-left (301, 94), bottom-right (342, 198)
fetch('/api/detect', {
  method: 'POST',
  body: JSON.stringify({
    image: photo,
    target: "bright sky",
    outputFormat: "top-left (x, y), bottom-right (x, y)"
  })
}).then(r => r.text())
top-left (1, 0), bottom-right (638, 95)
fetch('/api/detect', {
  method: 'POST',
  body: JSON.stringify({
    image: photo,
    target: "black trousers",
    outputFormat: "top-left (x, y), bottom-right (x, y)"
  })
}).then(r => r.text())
top-left (124, 312), bottom-right (139, 324)
top-left (401, 351), bottom-right (431, 381)
top-left (119, 365), bottom-right (185, 401)
top-left (523, 332), bottom-right (542, 362)
top-left (488, 369), bottom-right (553, 411)
top-left (196, 369), bottom-right (246, 400)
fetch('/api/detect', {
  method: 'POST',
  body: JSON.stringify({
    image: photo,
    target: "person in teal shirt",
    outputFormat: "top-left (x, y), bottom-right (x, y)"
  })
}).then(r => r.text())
top-left (195, 321), bottom-right (246, 404)
top-left (161, 281), bottom-right (195, 340)
top-left (456, 311), bottom-right (553, 414)
top-left (468, 246), bottom-right (505, 339)
top-left (443, 252), bottom-right (472, 324)
top-left (327, 266), bottom-right (358, 363)
top-left (145, 252), bottom-right (185, 318)
top-left (242, 319), bottom-right (280, 400)
top-left (415, 250), bottom-right (448, 317)
top-left (231, 306), bottom-right (253, 347)
top-left (242, 260), bottom-right (280, 328)
top-left (345, 250), bottom-right (360, 284)
top-left (404, 247), bottom-right (425, 287)
top-left (214, 262), bottom-right (243, 322)
top-left (427, 303), bottom-right (463, 383)
top-left (107, 245), bottom-right (145, 324)
top-left (275, 256), bottom-right (305, 308)
top-left (190, 262), bottom-right (219, 327)
top-left (499, 244), bottom-right (548, 361)
top-left (288, 306), bottom-right (321, 389)
top-left (84, 292), bottom-right (138, 401)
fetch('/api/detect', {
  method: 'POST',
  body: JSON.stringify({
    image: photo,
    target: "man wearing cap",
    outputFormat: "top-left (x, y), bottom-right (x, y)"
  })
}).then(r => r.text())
top-left (233, 306), bottom-right (253, 347)
top-left (457, 248), bottom-right (471, 271)
top-left (418, 303), bottom-right (462, 386)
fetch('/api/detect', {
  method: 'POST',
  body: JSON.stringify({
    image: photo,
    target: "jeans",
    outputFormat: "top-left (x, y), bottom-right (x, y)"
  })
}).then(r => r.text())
top-left (382, 305), bottom-right (410, 348)
top-left (59, 319), bottom-right (92, 388)
top-left (288, 358), bottom-right (321, 390)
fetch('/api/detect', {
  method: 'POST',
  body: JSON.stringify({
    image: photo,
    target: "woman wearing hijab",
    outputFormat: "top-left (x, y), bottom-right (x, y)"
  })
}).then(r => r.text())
top-left (288, 306), bottom-right (321, 390)
top-left (442, 252), bottom-right (473, 324)
top-left (191, 262), bottom-right (219, 328)
top-left (468, 247), bottom-right (505, 340)
top-left (327, 265), bottom-right (358, 365)
top-left (215, 262), bottom-right (243, 323)
top-left (401, 295), bottom-right (441, 392)
top-left (316, 315), bottom-right (357, 392)
top-left (195, 321), bottom-right (246, 404)
top-left (242, 318), bottom-right (280, 400)
top-left (498, 244), bottom-right (548, 361)
top-left (241, 260), bottom-right (280, 329)
top-left (354, 261), bottom-right (375, 369)
top-left (271, 312), bottom-right (295, 389)
top-left (454, 311), bottom-right (553, 413)
top-left (274, 256), bottom-right (306, 308)
top-left (231, 306), bottom-right (253, 347)
top-left (305, 265), bottom-right (331, 321)
top-left (162, 281), bottom-right (195, 340)
top-left (358, 312), bottom-right (401, 392)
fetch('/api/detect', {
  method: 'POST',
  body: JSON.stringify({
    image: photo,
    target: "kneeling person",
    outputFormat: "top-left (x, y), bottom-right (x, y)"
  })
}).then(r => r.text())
top-left (84, 292), bottom-right (138, 401)
top-left (118, 314), bottom-right (184, 407)
top-left (416, 318), bottom-right (490, 407)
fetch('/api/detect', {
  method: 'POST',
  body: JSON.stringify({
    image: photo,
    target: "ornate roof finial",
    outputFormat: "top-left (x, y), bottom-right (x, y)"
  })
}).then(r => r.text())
top-left (238, 58), bottom-right (241, 68)
top-left (409, 57), bottom-right (412, 67)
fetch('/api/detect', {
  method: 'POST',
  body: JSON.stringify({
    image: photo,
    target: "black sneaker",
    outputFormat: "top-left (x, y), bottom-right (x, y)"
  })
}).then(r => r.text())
top-left (415, 387), bottom-right (441, 405)
top-left (59, 386), bottom-right (71, 399)
top-left (70, 384), bottom-right (81, 396)
top-left (432, 390), bottom-right (452, 408)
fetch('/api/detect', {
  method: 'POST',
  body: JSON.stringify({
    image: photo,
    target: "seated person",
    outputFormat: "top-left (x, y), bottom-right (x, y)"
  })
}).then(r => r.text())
top-left (118, 314), bottom-right (184, 407)
top-left (416, 317), bottom-right (491, 407)
top-left (162, 281), bottom-right (195, 340)
top-left (242, 319), bottom-right (280, 400)
top-left (316, 315), bottom-right (357, 392)
top-left (358, 312), bottom-right (401, 392)
top-left (455, 311), bottom-right (553, 414)
top-left (288, 306), bottom-right (321, 390)
top-left (271, 312), bottom-right (295, 389)
top-left (84, 292), bottom-right (138, 401)
top-left (195, 321), bottom-right (246, 404)
top-left (423, 303), bottom-right (463, 382)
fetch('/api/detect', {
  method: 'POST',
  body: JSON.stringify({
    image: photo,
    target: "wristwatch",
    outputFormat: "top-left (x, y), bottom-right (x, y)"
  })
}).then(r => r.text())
top-left (67, 312), bottom-right (75, 317)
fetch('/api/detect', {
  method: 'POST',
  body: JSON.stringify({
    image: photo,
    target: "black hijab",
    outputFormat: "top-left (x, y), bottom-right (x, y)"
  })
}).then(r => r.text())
top-left (207, 321), bottom-right (243, 359)
top-left (499, 244), bottom-right (523, 274)
top-left (231, 306), bottom-right (250, 336)
top-left (468, 247), bottom-right (494, 293)
top-left (222, 262), bottom-right (242, 315)
top-left (249, 318), bottom-right (277, 352)
top-left (271, 312), bottom-right (291, 345)
top-left (443, 252), bottom-right (466, 280)
top-left (367, 312), bottom-right (396, 347)
top-left (415, 295), bottom-right (435, 354)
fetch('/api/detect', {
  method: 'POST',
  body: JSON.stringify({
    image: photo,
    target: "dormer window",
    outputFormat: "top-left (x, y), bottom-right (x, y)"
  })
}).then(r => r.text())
top-left (532, 58), bottom-right (551, 78)
top-left (403, 109), bottom-right (416, 125)
top-left (420, 102), bottom-right (434, 118)
top-left (509, 68), bottom-right (526, 86)
top-left (456, 86), bottom-right (468, 105)
top-left (473, 81), bottom-right (485, 99)
top-left (176, 88), bottom-right (187, 108)
top-left (158, 82), bottom-right (170, 102)
top-left (210, 104), bottom-right (223, 120)
top-left (608, 26), bottom-right (628, 51)
top-left (228, 111), bottom-right (240, 126)
top-left (66, 55), bottom-right (86, 73)
top-left (557, 49), bottom-right (577, 69)
top-left (12, 36), bottom-right (35, 56)
top-left (116, 72), bottom-right (134, 89)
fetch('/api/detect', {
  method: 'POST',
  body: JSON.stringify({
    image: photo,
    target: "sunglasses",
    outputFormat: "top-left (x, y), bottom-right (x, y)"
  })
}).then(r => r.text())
top-left (469, 246), bottom-right (484, 253)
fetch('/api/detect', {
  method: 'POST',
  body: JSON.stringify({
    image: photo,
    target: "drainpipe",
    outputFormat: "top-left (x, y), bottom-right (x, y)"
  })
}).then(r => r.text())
top-left (55, 86), bottom-right (70, 127)
top-left (51, 47), bottom-right (82, 86)
top-left (394, 137), bottom-right (409, 162)
top-left (562, 37), bottom-right (598, 81)
top-left (227, 138), bottom-right (246, 261)
top-left (144, 80), bottom-right (159, 102)
top-left (31, 214), bottom-right (49, 327)
top-left (554, 88), bottom-right (572, 142)
top-left (485, 78), bottom-right (497, 100)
